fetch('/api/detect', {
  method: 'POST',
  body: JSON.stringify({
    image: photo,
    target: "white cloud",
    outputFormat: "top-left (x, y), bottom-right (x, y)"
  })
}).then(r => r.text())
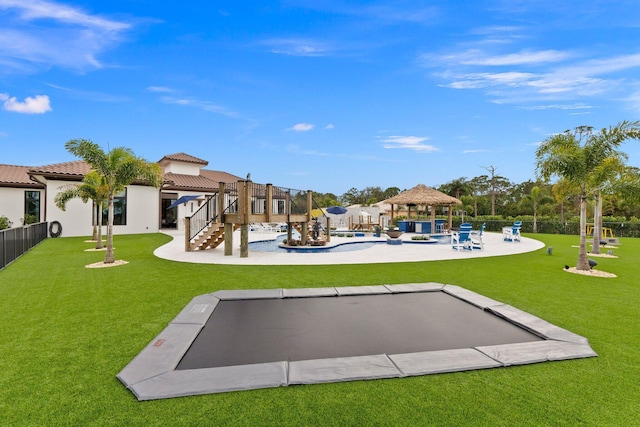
top-left (0, 0), bottom-right (130, 31)
top-left (2, 93), bottom-right (51, 113)
top-left (0, 0), bottom-right (131, 73)
top-left (325, 123), bottom-right (335, 129)
top-left (262, 38), bottom-right (329, 57)
top-left (160, 96), bottom-right (240, 118)
top-left (147, 86), bottom-right (174, 93)
top-left (288, 123), bottom-right (314, 132)
top-left (425, 49), bottom-right (571, 67)
top-left (380, 135), bottom-right (439, 152)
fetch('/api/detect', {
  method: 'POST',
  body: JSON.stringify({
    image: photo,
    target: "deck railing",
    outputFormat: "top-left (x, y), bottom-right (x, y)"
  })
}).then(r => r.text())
top-left (0, 222), bottom-right (48, 270)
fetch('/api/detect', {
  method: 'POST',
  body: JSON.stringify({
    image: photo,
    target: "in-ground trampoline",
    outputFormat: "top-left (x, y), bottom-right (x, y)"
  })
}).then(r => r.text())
top-left (117, 283), bottom-right (597, 400)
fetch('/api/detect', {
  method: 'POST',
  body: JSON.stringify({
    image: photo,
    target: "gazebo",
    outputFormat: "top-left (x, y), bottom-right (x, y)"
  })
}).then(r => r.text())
top-left (384, 184), bottom-right (462, 232)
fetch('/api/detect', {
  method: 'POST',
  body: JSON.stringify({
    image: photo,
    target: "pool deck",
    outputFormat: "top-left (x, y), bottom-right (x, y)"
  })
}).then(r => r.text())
top-left (154, 230), bottom-right (546, 265)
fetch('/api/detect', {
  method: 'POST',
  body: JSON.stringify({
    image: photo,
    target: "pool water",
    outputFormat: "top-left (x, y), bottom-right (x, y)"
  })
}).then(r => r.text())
top-left (248, 234), bottom-right (451, 253)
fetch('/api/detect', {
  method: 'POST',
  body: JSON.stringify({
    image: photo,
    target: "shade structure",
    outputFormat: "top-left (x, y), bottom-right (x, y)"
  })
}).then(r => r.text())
top-left (385, 184), bottom-right (461, 207)
top-left (168, 195), bottom-right (201, 209)
top-left (383, 184), bottom-right (461, 229)
top-left (326, 206), bottom-right (348, 215)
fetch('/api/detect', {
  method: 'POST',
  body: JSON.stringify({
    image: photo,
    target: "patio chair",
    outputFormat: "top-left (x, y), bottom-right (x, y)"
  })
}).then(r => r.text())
top-left (452, 223), bottom-right (473, 251)
top-left (469, 223), bottom-right (486, 250)
top-left (502, 221), bottom-right (522, 242)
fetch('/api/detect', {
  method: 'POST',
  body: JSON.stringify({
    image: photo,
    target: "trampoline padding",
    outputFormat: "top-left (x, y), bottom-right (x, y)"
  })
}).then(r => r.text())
top-left (289, 355), bottom-right (400, 384)
top-left (335, 285), bottom-right (391, 295)
top-left (117, 323), bottom-right (202, 388)
top-left (488, 305), bottom-right (589, 344)
top-left (129, 362), bottom-right (288, 400)
top-left (283, 287), bottom-right (338, 298)
top-left (443, 284), bottom-right (506, 309)
top-left (390, 348), bottom-right (502, 375)
top-left (212, 288), bottom-right (283, 300)
top-left (384, 282), bottom-right (444, 293)
top-left (476, 340), bottom-right (597, 366)
top-left (170, 294), bottom-right (219, 325)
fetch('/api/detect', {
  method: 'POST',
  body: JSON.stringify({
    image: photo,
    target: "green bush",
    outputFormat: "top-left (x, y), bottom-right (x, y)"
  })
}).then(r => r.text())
top-left (22, 214), bottom-right (38, 225)
top-left (0, 215), bottom-right (12, 230)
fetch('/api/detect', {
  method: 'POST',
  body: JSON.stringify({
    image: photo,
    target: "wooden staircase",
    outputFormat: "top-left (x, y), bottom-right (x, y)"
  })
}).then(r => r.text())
top-left (189, 222), bottom-right (239, 251)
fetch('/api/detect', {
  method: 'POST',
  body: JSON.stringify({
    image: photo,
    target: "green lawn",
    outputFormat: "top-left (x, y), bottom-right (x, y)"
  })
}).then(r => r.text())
top-left (0, 233), bottom-right (638, 426)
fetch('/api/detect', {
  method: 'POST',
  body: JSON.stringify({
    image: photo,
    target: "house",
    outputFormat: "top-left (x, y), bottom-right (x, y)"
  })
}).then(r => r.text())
top-left (0, 153), bottom-right (242, 237)
top-left (0, 164), bottom-right (45, 227)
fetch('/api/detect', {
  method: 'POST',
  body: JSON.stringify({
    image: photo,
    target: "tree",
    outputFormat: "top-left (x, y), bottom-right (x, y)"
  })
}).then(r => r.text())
top-left (519, 186), bottom-right (554, 233)
top-left (551, 178), bottom-right (578, 223)
top-left (481, 166), bottom-right (512, 216)
top-left (589, 155), bottom-right (627, 253)
top-left (55, 171), bottom-right (109, 249)
top-left (438, 177), bottom-right (471, 200)
top-left (65, 139), bottom-right (163, 264)
top-left (536, 121), bottom-right (640, 270)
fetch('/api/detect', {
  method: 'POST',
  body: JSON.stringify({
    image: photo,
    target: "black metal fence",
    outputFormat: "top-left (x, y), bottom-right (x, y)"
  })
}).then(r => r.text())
top-left (0, 222), bottom-right (48, 270)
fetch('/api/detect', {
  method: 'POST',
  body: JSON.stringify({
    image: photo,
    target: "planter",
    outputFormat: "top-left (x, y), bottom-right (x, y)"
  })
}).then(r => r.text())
top-left (386, 230), bottom-right (404, 239)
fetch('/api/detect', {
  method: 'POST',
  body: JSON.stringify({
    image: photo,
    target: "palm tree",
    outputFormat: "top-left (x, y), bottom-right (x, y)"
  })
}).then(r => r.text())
top-left (520, 186), bottom-right (554, 233)
top-left (65, 139), bottom-right (163, 264)
top-left (589, 156), bottom-right (627, 253)
top-left (536, 121), bottom-right (640, 270)
top-left (551, 178), bottom-right (577, 224)
top-left (54, 171), bottom-right (108, 249)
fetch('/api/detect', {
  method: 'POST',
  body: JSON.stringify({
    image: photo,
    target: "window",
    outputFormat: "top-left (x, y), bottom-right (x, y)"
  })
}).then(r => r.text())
top-left (24, 191), bottom-right (40, 223)
top-left (101, 189), bottom-right (127, 225)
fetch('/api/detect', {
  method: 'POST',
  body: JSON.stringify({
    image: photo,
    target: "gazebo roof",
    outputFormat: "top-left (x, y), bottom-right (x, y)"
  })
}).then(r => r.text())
top-left (384, 184), bottom-right (462, 206)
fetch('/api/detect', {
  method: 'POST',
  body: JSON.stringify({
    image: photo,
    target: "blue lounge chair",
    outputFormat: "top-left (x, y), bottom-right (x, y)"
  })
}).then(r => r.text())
top-left (502, 221), bottom-right (522, 242)
top-left (452, 223), bottom-right (473, 251)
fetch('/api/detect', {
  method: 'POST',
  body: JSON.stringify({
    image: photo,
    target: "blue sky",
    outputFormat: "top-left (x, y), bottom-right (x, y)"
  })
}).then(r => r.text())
top-left (2, 0), bottom-right (640, 195)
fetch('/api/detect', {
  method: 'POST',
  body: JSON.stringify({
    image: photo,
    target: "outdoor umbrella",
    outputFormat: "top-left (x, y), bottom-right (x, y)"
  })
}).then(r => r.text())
top-left (168, 195), bottom-right (201, 209)
top-left (326, 206), bottom-right (348, 215)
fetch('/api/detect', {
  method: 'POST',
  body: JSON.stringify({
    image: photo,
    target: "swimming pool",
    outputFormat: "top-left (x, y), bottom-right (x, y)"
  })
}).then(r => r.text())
top-left (248, 234), bottom-right (452, 253)
top-left (248, 237), bottom-right (383, 253)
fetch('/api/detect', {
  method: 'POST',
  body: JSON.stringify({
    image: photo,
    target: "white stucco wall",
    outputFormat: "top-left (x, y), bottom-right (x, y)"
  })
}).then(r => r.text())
top-left (119, 185), bottom-right (160, 235)
top-left (172, 192), bottom-right (206, 231)
top-left (0, 187), bottom-right (44, 228)
top-left (45, 179), bottom-right (95, 237)
top-left (45, 179), bottom-right (161, 237)
top-left (163, 162), bottom-right (201, 176)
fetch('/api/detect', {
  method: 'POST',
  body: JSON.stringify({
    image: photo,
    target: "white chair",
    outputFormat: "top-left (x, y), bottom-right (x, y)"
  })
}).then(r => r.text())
top-left (502, 221), bottom-right (522, 242)
top-left (469, 223), bottom-right (485, 250)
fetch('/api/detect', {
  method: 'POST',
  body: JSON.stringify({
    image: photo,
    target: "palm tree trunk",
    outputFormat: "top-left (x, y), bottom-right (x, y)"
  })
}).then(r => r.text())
top-left (592, 193), bottom-right (602, 254)
top-left (96, 202), bottom-right (104, 250)
top-left (91, 201), bottom-right (98, 241)
top-left (577, 194), bottom-right (590, 270)
top-left (104, 196), bottom-right (115, 264)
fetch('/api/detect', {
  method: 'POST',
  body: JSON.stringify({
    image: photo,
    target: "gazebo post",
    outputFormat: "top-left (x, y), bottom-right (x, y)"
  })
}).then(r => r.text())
top-left (447, 205), bottom-right (453, 231)
top-left (430, 205), bottom-right (436, 233)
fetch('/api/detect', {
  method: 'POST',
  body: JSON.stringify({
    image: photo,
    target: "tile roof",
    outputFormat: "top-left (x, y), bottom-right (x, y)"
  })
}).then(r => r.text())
top-left (29, 160), bottom-right (92, 178)
top-left (158, 153), bottom-right (208, 166)
top-left (2, 154), bottom-right (243, 192)
top-left (0, 164), bottom-right (45, 188)
top-left (200, 169), bottom-right (242, 184)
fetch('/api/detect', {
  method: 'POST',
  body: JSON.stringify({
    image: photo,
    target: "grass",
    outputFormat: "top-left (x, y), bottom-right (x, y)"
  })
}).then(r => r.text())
top-left (0, 232), bottom-right (639, 426)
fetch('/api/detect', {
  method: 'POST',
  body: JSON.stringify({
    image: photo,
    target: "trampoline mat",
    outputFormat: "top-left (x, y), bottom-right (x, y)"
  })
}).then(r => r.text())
top-left (177, 292), bottom-right (541, 370)
top-left (117, 283), bottom-right (598, 400)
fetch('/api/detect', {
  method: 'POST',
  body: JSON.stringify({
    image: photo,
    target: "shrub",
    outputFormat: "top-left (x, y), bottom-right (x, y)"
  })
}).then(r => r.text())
top-left (0, 215), bottom-right (12, 230)
top-left (22, 214), bottom-right (38, 225)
